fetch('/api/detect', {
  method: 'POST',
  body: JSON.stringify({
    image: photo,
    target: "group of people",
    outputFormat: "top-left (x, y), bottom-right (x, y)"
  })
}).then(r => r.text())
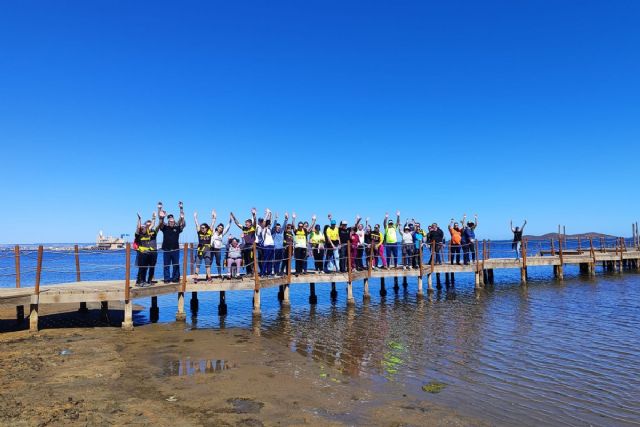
top-left (133, 202), bottom-right (527, 286)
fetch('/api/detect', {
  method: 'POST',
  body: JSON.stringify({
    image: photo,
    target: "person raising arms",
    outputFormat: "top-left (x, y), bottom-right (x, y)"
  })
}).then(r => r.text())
top-left (383, 210), bottom-right (401, 269)
top-left (231, 208), bottom-right (257, 274)
top-left (157, 201), bottom-right (186, 283)
top-left (193, 210), bottom-right (215, 282)
top-left (134, 211), bottom-right (159, 287)
top-left (511, 219), bottom-right (527, 259)
top-left (211, 210), bottom-right (232, 278)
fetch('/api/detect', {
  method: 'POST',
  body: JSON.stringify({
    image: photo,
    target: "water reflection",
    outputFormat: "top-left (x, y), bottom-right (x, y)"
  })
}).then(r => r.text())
top-left (163, 358), bottom-right (235, 377)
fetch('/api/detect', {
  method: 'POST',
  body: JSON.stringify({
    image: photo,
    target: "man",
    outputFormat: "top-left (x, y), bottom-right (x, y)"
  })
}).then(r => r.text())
top-left (293, 213), bottom-right (316, 275)
top-left (193, 210), bottom-right (215, 281)
top-left (231, 208), bottom-right (257, 274)
top-left (338, 216), bottom-right (361, 272)
top-left (158, 201), bottom-right (185, 283)
top-left (370, 224), bottom-right (386, 269)
top-left (134, 211), bottom-right (158, 286)
top-left (448, 218), bottom-right (463, 265)
top-left (324, 214), bottom-right (340, 272)
top-left (383, 211), bottom-right (401, 268)
top-left (511, 219), bottom-right (527, 259)
top-left (412, 221), bottom-right (425, 268)
top-left (282, 221), bottom-right (294, 275)
top-left (272, 212), bottom-right (287, 276)
top-left (461, 214), bottom-right (479, 265)
top-left (427, 223), bottom-right (445, 265)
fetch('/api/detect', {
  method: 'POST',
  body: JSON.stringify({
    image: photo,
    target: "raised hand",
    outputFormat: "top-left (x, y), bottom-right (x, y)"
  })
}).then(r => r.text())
top-left (312, 214), bottom-right (317, 221)
top-left (356, 214), bottom-right (361, 221)
top-left (292, 212), bottom-right (297, 219)
top-left (251, 207), bottom-right (257, 215)
top-left (178, 201), bottom-right (183, 209)
top-left (157, 201), bottom-right (163, 210)
top-left (152, 211), bottom-right (156, 219)
top-left (137, 212), bottom-right (141, 220)
top-left (385, 213), bottom-right (389, 218)
top-left (327, 213), bottom-right (332, 219)
top-left (159, 210), bottom-right (166, 219)
top-left (284, 212), bottom-right (289, 220)
top-left (194, 211), bottom-right (198, 218)
top-left (396, 210), bottom-right (400, 216)
top-left (212, 209), bottom-right (216, 217)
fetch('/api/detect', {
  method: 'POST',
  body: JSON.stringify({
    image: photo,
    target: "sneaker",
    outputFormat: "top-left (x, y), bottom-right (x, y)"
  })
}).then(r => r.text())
top-left (135, 281), bottom-right (144, 288)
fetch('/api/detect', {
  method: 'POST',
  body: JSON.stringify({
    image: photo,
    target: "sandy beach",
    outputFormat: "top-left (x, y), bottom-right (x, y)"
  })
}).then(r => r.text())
top-left (0, 321), bottom-right (484, 426)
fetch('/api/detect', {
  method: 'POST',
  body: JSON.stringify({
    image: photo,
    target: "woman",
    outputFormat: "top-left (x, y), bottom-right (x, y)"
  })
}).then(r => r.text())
top-left (309, 224), bottom-right (325, 272)
top-left (349, 226), bottom-right (360, 270)
top-left (260, 209), bottom-right (275, 276)
top-left (193, 211), bottom-right (214, 282)
top-left (226, 237), bottom-right (243, 278)
top-left (211, 210), bottom-right (232, 278)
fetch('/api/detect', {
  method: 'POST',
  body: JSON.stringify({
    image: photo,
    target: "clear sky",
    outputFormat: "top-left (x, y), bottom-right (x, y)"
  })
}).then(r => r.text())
top-left (2, 1), bottom-right (639, 243)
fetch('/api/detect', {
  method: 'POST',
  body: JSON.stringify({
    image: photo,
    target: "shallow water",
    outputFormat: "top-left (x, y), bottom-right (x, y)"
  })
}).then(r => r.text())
top-left (2, 248), bottom-right (640, 426)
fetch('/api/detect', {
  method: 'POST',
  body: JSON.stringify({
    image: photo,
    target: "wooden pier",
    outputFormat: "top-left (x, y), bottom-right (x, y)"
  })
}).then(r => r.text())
top-left (2, 237), bottom-right (639, 333)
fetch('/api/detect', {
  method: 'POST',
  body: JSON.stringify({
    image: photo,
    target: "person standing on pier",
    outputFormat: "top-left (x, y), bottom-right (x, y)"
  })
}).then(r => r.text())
top-left (193, 211), bottom-right (214, 281)
top-left (356, 219), bottom-right (368, 270)
top-left (384, 211), bottom-right (401, 268)
top-left (231, 208), bottom-right (257, 274)
top-left (338, 216), bottom-right (361, 272)
top-left (272, 212), bottom-right (287, 276)
top-left (511, 219), bottom-right (527, 259)
top-left (412, 222), bottom-right (425, 268)
top-left (461, 214), bottom-right (478, 264)
top-left (259, 209), bottom-right (275, 276)
top-left (158, 201), bottom-right (186, 283)
top-left (293, 213), bottom-right (316, 275)
top-left (427, 223), bottom-right (445, 265)
top-left (134, 212), bottom-right (159, 286)
top-left (400, 222), bottom-right (415, 269)
top-left (448, 218), bottom-right (463, 265)
top-left (211, 211), bottom-right (232, 278)
top-left (310, 223), bottom-right (326, 272)
top-left (324, 214), bottom-right (340, 272)
top-left (371, 223), bottom-right (386, 269)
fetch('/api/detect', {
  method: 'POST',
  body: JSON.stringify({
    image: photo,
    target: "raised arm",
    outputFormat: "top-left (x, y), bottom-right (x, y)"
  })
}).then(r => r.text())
top-left (193, 212), bottom-right (199, 229)
top-left (178, 201), bottom-right (185, 229)
top-left (211, 209), bottom-right (217, 227)
top-left (473, 214), bottom-right (478, 229)
top-left (157, 202), bottom-right (164, 228)
top-left (223, 217), bottom-right (232, 236)
top-left (230, 212), bottom-right (242, 229)
top-left (151, 211), bottom-right (158, 231)
top-left (136, 212), bottom-right (142, 233)
top-left (309, 214), bottom-right (317, 231)
top-left (510, 220), bottom-right (515, 233)
top-left (461, 214), bottom-right (467, 227)
top-left (396, 210), bottom-right (400, 226)
top-left (251, 207), bottom-right (257, 227)
top-left (354, 215), bottom-right (362, 229)
top-left (521, 220), bottom-right (527, 231)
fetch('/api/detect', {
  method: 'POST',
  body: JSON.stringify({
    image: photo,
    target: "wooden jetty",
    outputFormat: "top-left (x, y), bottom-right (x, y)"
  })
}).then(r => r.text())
top-left (2, 237), bottom-right (639, 333)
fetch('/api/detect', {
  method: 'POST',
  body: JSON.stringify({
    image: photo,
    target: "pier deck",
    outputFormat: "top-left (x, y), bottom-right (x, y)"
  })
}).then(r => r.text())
top-left (2, 245), bottom-right (640, 333)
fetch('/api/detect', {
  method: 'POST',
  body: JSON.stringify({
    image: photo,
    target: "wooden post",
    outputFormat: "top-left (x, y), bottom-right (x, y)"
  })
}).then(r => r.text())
top-left (29, 245), bottom-right (43, 332)
top-left (427, 241), bottom-right (435, 291)
top-left (252, 242), bottom-right (261, 316)
top-left (557, 238), bottom-right (564, 280)
top-left (619, 237), bottom-right (624, 271)
top-left (577, 237), bottom-right (581, 253)
top-left (417, 244), bottom-right (424, 296)
top-left (521, 238), bottom-right (528, 284)
top-left (287, 245), bottom-right (292, 283)
top-left (487, 240), bottom-right (491, 259)
top-left (122, 242), bottom-right (133, 330)
top-left (14, 245), bottom-right (24, 323)
top-left (189, 243), bottom-right (195, 276)
top-left (309, 283), bottom-right (318, 304)
top-left (600, 237), bottom-right (605, 253)
top-left (346, 243), bottom-right (354, 305)
top-left (74, 245), bottom-right (88, 313)
top-left (176, 243), bottom-right (188, 321)
top-left (475, 240), bottom-right (482, 287)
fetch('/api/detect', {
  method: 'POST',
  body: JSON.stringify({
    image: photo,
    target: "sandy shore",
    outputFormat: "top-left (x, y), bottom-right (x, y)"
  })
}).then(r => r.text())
top-left (0, 322), bottom-right (487, 426)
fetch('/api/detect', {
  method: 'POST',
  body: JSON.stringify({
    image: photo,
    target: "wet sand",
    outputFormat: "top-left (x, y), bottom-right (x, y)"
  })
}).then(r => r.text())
top-left (0, 323), bottom-right (484, 426)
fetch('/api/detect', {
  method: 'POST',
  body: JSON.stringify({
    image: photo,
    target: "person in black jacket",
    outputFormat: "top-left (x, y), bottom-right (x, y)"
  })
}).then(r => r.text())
top-left (427, 223), bottom-right (445, 265)
top-left (158, 201), bottom-right (185, 283)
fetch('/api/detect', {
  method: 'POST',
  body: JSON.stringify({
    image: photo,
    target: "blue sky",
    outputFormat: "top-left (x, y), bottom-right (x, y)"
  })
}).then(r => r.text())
top-left (1, 1), bottom-right (639, 243)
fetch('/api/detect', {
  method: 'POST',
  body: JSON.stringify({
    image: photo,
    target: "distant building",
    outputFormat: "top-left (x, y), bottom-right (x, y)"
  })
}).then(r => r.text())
top-left (96, 231), bottom-right (125, 250)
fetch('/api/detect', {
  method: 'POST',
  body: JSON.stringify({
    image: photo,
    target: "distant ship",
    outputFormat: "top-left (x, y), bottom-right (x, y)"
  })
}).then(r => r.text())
top-left (96, 231), bottom-right (126, 250)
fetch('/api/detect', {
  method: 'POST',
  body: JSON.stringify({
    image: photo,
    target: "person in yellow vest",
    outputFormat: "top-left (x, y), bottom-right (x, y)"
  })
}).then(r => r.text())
top-left (383, 210), bottom-right (401, 268)
top-left (135, 211), bottom-right (158, 287)
top-left (193, 210), bottom-right (215, 281)
top-left (324, 213), bottom-right (340, 272)
top-left (309, 224), bottom-right (326, 272)
top-left (293, 213), bottom-right (316, 275)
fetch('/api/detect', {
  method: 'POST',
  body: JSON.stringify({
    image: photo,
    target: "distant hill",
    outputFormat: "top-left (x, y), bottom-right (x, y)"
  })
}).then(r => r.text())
top-left (524, 232), bottom-right (617, 241)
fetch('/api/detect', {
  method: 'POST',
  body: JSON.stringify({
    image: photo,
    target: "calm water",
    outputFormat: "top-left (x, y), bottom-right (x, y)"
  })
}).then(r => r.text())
top-left (2, 245), bottom-right (639, 426)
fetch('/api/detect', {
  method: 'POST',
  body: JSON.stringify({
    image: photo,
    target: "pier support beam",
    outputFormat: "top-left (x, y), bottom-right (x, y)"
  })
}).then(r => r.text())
top-left (29, 303), bottom-right (38, 333)
top-left (282, 284), bottom-right (290, 306)
top-left (436, 273), bottom-right (442, 290)
top-left (417, 276), bottom-right (423, 297)
top-left (218, 291), bottom-right (227, 316)
top-left (363, 278), bottom-right (370, 301)
top-left (474, 272), bottom-right (481, 289)
top-left (380, 277), bottom-right (387, 297)
top-left (100, 301), bottom-right (109, 321)
top-left (78, 302), bottom-right (88, 313)
top-left (309, 283), bottom-right (318, 305)
top-left (190, 292), bottom-right (199, 311)
top-left (402, 276), bottom-right (408, 289)
top-left (347, 282), bottom-right (355, 305)
top-left (150, 296), bottom-right (159, 322)
top-left (427, 273), bottom-right (433, 291)
top-left (277, 285), bottom-right (284, 301)
top-left (16, 305), bottom-right (24, 324)
top-left (445, 272), bottom-right (450, 286)
top-left (557, 265), bottom-right (564, 281)
top-left (252, 289), bottom-right (261, 316)
top-left (176, 292), bottom-right (186, 321)
top-left (393, 276), bottom-right (399, 293)
top-left (330, 282), bottom-right (338, 300)
top-left (520, 267), bottom-right (527, 284)
top-left (122, 300), bottom-right (133, 331)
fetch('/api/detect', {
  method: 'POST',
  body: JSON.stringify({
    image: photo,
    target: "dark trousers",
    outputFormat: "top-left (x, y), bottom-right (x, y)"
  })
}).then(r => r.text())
top-left (136, 251), bottom-right (156, 283)
top-left (429, 243), bottom-right (443, 264)
top-left (274, 248), bottom-right (285, 274)
top-left (386, 243), bottom-right (398, 267)
top-left (412, 245), bottom-right (421, 268)
top-left (402, 244), bottom-right (413, 266)
top-left (356, 246), bottom-right (365, 269)
top-left (212, 248), bottom-right (223, 275)
top-left (463, 242), bottom-right (476, 264)
top-left (451, 244), bottom-right (461, 264)
top-left (162, 249), bottom-right (180, 282)
top-left (339, 245), bottom-right (348, 272)
top-left (312, 247), bottom-right (324, 271)
top-left (262, 246), bottom-right (274, 276)
top-left (242, 247), bottom-right (253, 274)
top-left (294, 247), bottom-right (307, 274)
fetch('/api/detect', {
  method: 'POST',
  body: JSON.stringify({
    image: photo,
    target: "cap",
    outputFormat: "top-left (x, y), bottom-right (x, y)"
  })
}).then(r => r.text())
top-left (330, 220), bottom-right (337, 225)
top-left (167, 214), bottom-right (174, 218)
top-left (340, 220), bottom-right (347, 225)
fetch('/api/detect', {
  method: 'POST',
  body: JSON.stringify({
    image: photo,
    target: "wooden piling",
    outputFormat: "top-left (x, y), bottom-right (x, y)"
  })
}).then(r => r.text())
top-left (309, 283), bottom-right (318, 304)
top-left (331, 282), bottom-right (338, 300)
top-left (29, 245), bottom-right (43, 333)
top-left (346, 244), bottom-right (355, 305)
top-left (252, 242), bottom-right (261, 316)
top-left (122, 242), bottom-right (134, 330)
top-left (557, 238), bottom-right (564, 280)
top-left (176, 243), bottom-right (188, 321)
top-left (190, 292), bottom-right (199, 310)
top-left (589, 237), bottom-right (596, 275)
top-left (14, 246), bottom-right (24, 323)
top-left (189, 243), bottom-right (195, 276)
top-left (427, 240), bottom-right (435, 291)
top-left (417, 244), bottom-right (424, 297)
top-left (521, 238), bottom-right (528, 284)
top-left (380, 277), bottom-right (387, 297)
